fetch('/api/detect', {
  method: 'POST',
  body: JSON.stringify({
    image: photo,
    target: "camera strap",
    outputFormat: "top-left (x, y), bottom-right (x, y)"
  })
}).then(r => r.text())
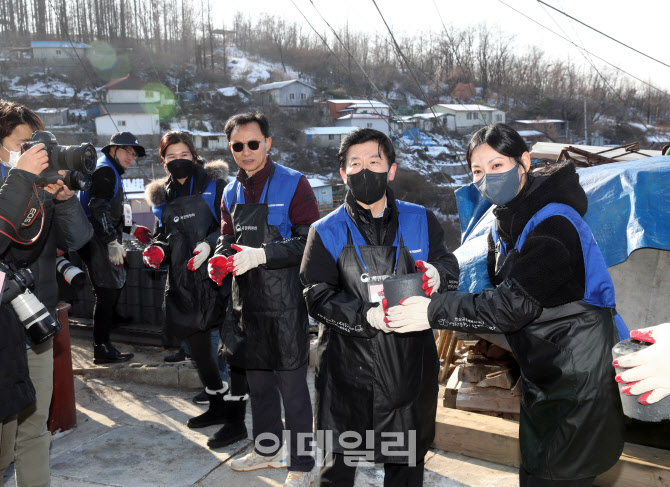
top-left (0, 183), bottom-right (45, 245)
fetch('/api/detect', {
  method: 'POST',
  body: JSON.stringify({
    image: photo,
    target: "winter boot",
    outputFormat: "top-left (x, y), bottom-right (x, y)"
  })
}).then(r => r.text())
top-left (207, 395), bottom-right (249, 449)
top-left (93, 342), bottom-right (134, 364)
top-left (187, 387), bottom-right (227, 428)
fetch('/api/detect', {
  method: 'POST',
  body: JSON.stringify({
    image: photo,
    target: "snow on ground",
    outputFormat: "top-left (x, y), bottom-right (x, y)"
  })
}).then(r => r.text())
top-left (225, 46), bottom-right (299, 84)
top-left (7, 76), bottom-right (94, 101)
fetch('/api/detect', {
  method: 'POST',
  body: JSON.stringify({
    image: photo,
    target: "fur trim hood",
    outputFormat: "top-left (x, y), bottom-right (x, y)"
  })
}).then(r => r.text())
top-left (145, 160), bottom-right (229, 207)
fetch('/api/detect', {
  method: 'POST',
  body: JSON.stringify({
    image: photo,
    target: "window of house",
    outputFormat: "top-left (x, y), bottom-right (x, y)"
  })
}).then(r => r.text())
top-left (118, 120), bottom-right (126, 126)
top-left (268, 95), bottom-right (272, 102)
top-left (145, 91), bottom-right (154, 97)
top-left (467, 113), bottom-right (473, 120)
top-left (367, 123), bottom-right (373, 128)
top-left (55, 49), bottom-right (62, 55)
top-left (496, 114), bottom-right (502, 122)
top-left (301, 93), bottom-right (306, 100)
top-left (289, 93), bottom-right (295, 100)
top-left (328, 135), bottom-right (335, 140)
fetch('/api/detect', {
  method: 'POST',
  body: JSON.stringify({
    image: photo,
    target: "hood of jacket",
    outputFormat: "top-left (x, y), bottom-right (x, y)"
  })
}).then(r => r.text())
top-left (493, 161), bottom-right (587, 246)
top-left (145, 160), bottom-right (228, 207)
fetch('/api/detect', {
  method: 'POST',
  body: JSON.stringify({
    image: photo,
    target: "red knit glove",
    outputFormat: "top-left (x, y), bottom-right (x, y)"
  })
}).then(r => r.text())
top-left (208, 255), bottom-right (229, 285)
top-left (131, 225), bottom-right (153, 245)
top-left (142, 246), bottom-right (164, 269)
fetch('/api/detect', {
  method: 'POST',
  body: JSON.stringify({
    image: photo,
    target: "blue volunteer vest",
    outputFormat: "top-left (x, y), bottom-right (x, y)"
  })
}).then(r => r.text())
top-left (151, 177), bottom-right (218, 227)
top-left (492, 202), bottom-right (630, 340)
top-left (223, 164), bottom-right (303, 240)
top-left (314, 200), bottom-right (429, 265)
top-left (79, 156), bottom-right (121, 217)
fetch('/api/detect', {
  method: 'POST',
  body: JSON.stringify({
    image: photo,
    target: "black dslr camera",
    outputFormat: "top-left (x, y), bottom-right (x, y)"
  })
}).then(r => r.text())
top-left (0, 262), bottom-right (61, 344)
top-left (21, 131), bottom-right (97, 191)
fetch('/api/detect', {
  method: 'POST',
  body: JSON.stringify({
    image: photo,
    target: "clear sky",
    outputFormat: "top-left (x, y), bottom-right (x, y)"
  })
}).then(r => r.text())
top-left (213, 0), bottom-right (670, 93)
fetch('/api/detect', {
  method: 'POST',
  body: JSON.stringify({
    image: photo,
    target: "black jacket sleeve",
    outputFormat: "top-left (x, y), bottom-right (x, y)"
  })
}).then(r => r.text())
top-left (88, 166), bottom-right (118, 244)
top-left (263, 224), bottom-right (310, 269)
top-left (428, 278), bottom-right (543, 334)
top-left (53, 195), bottom-right (94, 252)
top-left (0, 169), bottom-right (40, 257)
top-left (426, 210), bottom-right (460, 293)
top-left (300, 226), bottom-right (380, 339)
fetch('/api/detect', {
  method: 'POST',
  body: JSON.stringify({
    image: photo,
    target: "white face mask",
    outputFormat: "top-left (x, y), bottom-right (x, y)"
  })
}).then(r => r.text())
top-left (1, 143), bottom-right (20, 168)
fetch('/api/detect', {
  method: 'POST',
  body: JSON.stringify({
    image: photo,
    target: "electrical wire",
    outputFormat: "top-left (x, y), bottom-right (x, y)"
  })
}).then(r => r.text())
top-left (299, 0), bottom-right (460, 186)
top-left (370, 0), bottom-right (473, 182)
top-left (538, 0), bottom-right (670, 71)
top-left (539, 3), bottom-right (661, 144)
top-left (497, 0), bottom-right (670, 98)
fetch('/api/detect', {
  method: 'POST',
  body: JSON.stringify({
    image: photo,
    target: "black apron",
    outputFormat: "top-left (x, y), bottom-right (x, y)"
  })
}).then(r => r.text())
top-left (161, 188), bottom-right (222, 340)
top-left (316, 229), bottom-right (438, 463)
top-left (495, 244), bottom-right (624, 479)
top-left (224, 168), bottom-right (309, 370)
top-left (79, 183), bottom-right (126, 289)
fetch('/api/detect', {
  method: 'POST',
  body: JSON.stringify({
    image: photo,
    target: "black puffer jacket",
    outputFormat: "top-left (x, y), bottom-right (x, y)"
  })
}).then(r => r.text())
top-left (428, 162), bottom-right (624, 480)
top-left (145, 161), bottom-right (229, 339)
top-left (0, 168), bottom-right (44, 420)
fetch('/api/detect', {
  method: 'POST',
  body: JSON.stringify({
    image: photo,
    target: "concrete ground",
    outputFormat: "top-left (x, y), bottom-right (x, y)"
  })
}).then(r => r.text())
top-left (1, 338), bottom-right (519, 487)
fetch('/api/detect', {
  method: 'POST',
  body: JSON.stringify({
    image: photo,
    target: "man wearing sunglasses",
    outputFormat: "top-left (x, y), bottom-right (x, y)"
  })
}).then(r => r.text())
top-left (78, 131), bottom-right (153, 363)
top-left (208, 112), bottom-right (320, 487)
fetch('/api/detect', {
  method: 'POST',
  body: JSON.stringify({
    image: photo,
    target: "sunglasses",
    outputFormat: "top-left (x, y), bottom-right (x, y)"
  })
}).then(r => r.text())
top-left (231, 139), bottom-right (264, 152)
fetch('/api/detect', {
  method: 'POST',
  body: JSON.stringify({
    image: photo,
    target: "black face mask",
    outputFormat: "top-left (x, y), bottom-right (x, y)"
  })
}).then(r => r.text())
top-left (347, 169), bottom-right (389, 205)
top-left (167, 159), bottom-right (195, 180)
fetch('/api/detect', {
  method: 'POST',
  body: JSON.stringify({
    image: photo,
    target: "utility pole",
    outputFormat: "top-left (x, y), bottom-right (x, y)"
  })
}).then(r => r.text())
top-left (583, 98), bottom-right (588, 145)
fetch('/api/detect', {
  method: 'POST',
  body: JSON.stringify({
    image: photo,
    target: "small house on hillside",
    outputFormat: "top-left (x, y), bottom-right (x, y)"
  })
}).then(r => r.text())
top-left (302, 127), bottom-right (356, 148)
top-left (334, 113), bottom-right (389, 136)
top-left (95, 103), bottom-right (160, 136)
top-left (409, 112), bottom-right (454, 132)
top-left (325, 100), bottom-right (390, 120)
top-left (251, 80), bottom-right (315, 109)
top-left (35, 108), bottom-right (69, 126)
top-left (30, 41), bottom-right (91, 67)
top-left (510, 119), bottom-right (568, 141)
top-left (99, 75), bottom-right (173, 106)
top-left (429, 104), bottom-right (505, 134)
top-left (185, 129), bottom-right (228, 151)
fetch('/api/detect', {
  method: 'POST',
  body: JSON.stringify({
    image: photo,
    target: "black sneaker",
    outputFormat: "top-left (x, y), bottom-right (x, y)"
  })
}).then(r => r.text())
top-left (193, 384), bottom-right (229, 404)
top-left (164, 349), bottom-right (191, 364)
top-left (193, 390), bottom-right (209, 405)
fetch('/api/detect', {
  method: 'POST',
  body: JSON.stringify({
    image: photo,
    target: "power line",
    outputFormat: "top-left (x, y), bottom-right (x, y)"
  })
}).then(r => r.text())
top-left (496, 0), bottom-right (670, 98)
top-left (298, 0), bottom-right (460, 187)
top-left (370, 0), bottom-right (473, 181)
top-left (539, 3), bottom-right (661, 144)
top-left (538, 0), bottom-right (670, 71)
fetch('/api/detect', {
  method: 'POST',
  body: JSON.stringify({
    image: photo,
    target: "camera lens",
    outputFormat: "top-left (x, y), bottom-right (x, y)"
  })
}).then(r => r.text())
top-left (51, 143), bottom-right (97, 174)
top-left (62, 170), bottom-right (92, 191)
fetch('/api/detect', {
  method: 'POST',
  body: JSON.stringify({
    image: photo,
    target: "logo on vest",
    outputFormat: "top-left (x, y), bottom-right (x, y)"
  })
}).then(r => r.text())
top-left (236, 224), bottom-right (258, 232)
top-left (409, 249), bottom-right (422, 254)
top-left (360, 273), bottom-right (389, 284)
top-left (173, 213), bottom-right (196, 223)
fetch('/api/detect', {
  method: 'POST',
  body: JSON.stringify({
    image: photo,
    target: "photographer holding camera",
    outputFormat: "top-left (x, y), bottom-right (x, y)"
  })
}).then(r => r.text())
top-left (0, 100), bottom-right (94, 487)
top-left (78, 131), bottom-right (152, 363)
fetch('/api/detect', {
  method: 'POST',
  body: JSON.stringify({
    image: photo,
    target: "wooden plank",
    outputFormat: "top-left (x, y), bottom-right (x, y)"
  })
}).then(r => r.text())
top-left (433, 407), bottom-right (521, 468)
top-left (432, 408), bottom-right (670, 487)
top-left (456, 382), bottom-right (520, 414)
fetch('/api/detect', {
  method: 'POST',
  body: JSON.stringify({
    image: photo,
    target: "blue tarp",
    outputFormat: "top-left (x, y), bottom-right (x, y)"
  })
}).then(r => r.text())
top-left (400, 128), bottom-right (436, 147)
top-left (454, 156), bottom-right (670, 293)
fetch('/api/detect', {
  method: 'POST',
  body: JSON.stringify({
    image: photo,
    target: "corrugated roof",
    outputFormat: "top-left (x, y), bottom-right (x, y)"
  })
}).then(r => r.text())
top-left (515, 119), bottom-right (565, 124)
top-left (251, 79), bottom-right (316, 92)
top-left (303, 127), bottom-right (356, 135)
top-left (31, 41), bottom-right (90, 49)
top-left (34, 107), bottom-right (68, 113)
top-left (100, 75), bottom-right (153, 91)
top-left (336, 113), bottom-right (388, 120)
top-left (327, 99), bottom-right (388, 108)
top-left (436, 104), bottom-right (498, 111)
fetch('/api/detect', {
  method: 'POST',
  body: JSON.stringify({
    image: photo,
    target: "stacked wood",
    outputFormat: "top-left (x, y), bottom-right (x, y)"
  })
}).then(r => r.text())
top-left (442, 339), bottom-right (521, 420)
